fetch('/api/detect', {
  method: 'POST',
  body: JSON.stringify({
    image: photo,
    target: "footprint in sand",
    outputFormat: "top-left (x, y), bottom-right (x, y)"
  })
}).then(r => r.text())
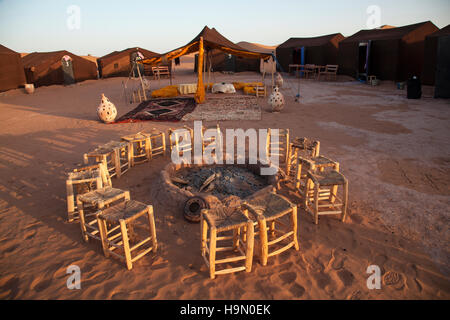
top-left (278, 271), bottom-right (297, 285)
top-left (383, 271), bottom-right (405, 290)
top-left (337, 269), bottom-right (355, 287)
top-left (0, 275), bottom-right (20, 299)
top-left (312, 271), bottom-right (332, 290)
top-left (289, 283), bottom-right (305, 298)
top-left (329, 248), bottom-right (347, 270)
top-left (347, 290), bottom-right (362, 300)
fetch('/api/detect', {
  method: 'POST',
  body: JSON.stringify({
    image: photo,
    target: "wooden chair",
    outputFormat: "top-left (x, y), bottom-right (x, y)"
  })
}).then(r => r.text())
top-left (201, 207), bottom-right (254, 279)
top-left (302, 64), bottom-right (315, 79)
top-left (77, 187), bottom-right (130, 243)
top-left (304, 169), bottom-right (348, 224)
top-left (242, 190), bottom-right (299, 266)
top-left (83, 141), bottom-right (131, 178)
top-left (66, 163), bottom-right (111, 222)
top-left (97, 200), bottom-right (158, 270)
top-left (152, 66), bottom-right (170, 80)
top-left (266, 128), bottom-right (290, 171)
top-left (318, 65), bottom-right (338, 81)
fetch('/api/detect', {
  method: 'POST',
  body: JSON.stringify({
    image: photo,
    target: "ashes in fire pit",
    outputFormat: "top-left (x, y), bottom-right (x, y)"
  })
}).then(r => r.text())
top-left (160, 161), bottom-right (279, 223)
top-left (173, 166), bottom-right (268, 199)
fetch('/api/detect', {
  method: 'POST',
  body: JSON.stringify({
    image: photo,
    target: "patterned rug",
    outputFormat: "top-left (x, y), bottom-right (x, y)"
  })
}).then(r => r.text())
top-left (113, 97), bottom-right (197, 123)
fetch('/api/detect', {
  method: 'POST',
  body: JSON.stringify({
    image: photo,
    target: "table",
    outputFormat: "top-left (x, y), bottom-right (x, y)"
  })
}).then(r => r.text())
top-left (178, 83), bottom-right (197, 95)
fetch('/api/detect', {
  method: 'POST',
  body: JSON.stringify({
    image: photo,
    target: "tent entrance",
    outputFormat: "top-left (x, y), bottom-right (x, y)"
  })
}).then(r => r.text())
top-left (61, 56), bottom-right (75, 85)
top-left (357, 41), bottom-right (371, 82)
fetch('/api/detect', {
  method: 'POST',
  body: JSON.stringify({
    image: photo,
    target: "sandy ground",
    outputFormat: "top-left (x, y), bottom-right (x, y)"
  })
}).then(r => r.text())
top-left (0, 56), bottom-right (449, 299)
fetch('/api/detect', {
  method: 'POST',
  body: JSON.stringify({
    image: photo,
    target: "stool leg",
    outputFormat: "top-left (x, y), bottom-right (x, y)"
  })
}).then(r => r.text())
top-left (209, 227), bottom-right (217, 279)
top-left (83, 153), bottom-right (88, 165)
top-left (120, 219), bottom-right (133, 270)
top-left (77, 199), bottom-right (88, 242)
top-left (201, 215), bottom-right (208, 256)
top-left (98, 217), bottom-right (109, 257)
top-left (291, 206), bottom-right (299, 250)
top-left (162, 133), bottom-right (166, 154)
top-left (232, 228), bottom-right (240, 249)
top-left (130, 142), bottom-right (135, 167)
top-left (314, 184), bottom-right (320, 225)
top-left (245, 221), bottom-right (254, 273)
top-left (341, 181), bottom-right (349, 222)
top-left (269, 221), bottom-right (275, 239)
top-left (147, 205), bottom-right (158, 252)
top-left (113, 150), bottom-right (121, 178)
top-left (148, 138), bottom-right (153, 160)
top-left (145, 138), bottom-right (151, 161)
top-left (258, 217), bottom-right (268, 266)
top-left (66, 180), bottom-right (75, 222)
top-left (126, 144), bottom-right (132, 170)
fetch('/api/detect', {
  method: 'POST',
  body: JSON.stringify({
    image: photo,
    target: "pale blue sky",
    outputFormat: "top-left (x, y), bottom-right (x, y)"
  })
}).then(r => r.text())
top-left (0, 0), bottom-right (449, 57)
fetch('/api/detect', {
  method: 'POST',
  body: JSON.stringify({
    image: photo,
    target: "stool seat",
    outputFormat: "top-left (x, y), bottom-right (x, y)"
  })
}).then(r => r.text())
top-left (308, 170), bottom-right (346, 186)
top-left (203, 207), bottom-right (250, 231)
top-left (99, 200), bottom-right (149, 223)
top-left (308, 155), bottom-right (336, 166)
top-left (78, 187), bottom-right (127, 206)
top-left (244, 191), bottom-right (294, 220)
top-left (88, 141), bottom-right (128, 156)
top-left (68, 168), bottom-right (101, 181)
top-left (121, 132), bottom-right (152, 142)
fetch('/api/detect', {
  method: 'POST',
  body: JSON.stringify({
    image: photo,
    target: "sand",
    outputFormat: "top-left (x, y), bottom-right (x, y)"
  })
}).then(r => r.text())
top-left (0, 57), bottom-right (449, 299)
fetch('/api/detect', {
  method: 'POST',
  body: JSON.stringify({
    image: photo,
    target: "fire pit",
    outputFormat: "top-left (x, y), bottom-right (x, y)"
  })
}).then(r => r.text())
top-left (160, 159), bottom-right (280, 222)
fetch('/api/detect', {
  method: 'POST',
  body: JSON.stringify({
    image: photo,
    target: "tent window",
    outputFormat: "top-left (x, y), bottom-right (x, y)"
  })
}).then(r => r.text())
top-left (114, 63), bottom-right (119, 69)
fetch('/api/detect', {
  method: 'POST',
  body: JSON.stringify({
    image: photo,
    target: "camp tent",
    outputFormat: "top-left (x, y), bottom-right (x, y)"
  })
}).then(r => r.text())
top-left (422, 25), bottom-right (450, 97)
top-left (0, 44), bottom-right (26, 92)
top-left (139, 26), bottom-right (271, 103)
top-left (237, 42), bottom-right (277, 74)
top-left (276, 33), bottom-right (345, 72)
top-left (338, 21), bottom-right (439, 82)
top-left (194, 41), bottom-right (276, 73)
top-left (97, 47), bottom-right (168, 78)
top-left (23, 50), bottom-right (98, 87)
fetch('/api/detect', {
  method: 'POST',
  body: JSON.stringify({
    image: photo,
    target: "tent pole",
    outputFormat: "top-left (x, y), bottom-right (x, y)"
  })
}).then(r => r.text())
top-left (195, 37), bottom-right (206, 104)
top-left (136, 61), bottom-right (147, 101)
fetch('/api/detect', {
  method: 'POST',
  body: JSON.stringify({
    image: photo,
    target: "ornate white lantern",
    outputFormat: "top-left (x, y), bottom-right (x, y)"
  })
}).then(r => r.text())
top-left (268, 86), bottom-right (285, 112)
top-left (275, 73), bottom-right (284, 88)
top-left (97, 93), bottom-right (117, 123)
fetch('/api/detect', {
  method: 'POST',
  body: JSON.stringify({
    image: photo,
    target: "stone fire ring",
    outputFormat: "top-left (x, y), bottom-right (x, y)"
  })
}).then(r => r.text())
top-left (160, 158), bottom-right (280, 223)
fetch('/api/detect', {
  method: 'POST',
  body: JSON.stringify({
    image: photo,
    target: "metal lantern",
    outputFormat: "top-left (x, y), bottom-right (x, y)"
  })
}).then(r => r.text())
top-left (268, 86), bottom-right (285, 112)
top-left (97, 93), bottom-right (117, 123)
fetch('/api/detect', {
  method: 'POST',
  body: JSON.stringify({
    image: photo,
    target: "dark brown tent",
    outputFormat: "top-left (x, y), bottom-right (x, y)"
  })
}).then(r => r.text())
top-left (422, 25), bottom-right (450, 94)
top-left (0, 44), bottom-right (26, 92)
top-left (22, 50), bottom-right (98, 87)
top-left (276, 33), bottom-right (345, 72)
top-left (338, 21), bottom-right (439, 81)
top-left (97, 47), bottom-right (167, 78)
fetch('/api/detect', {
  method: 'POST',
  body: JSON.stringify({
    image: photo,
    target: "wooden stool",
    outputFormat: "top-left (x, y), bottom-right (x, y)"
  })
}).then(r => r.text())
top-left (305, 170), bottom-right (348, 224)
top-left (168, 126), bottom-right (193, 159)
top-left (243, 191), bottom-right (299, 266)
top-left (77, 187), bottom-right (130, 243)
top-left (201, 207), bottom-right (254, 279)
top-left (285, 137), bottom-right (320, 184)
top-left (66, 163), bottom-right (110, 222)
top-left (201, 124), bottom-right (222, 162)
top-left (297, 155), bottom-right (339, 207)
top-left (256, 86), bottom-right (267, 97)
top-left (148, 129), bottom-right (166, 158)
top-left (266, 128), bottom-right (290, 169)
top-left (83, 141), bottom-right (131, 178)
top-left (121, 132), bottom-right (152, 166)
top-left (97, 200), bottom-right (157, 270)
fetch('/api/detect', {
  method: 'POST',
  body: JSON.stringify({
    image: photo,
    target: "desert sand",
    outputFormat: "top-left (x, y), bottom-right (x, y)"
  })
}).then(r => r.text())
top-left (0, 56), bottom-right (449, 300)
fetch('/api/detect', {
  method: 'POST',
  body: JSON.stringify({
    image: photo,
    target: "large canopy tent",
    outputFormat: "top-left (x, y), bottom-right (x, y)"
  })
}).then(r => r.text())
top-left (276, 33), bottom-right (345, 72)
top-left (139, 26), bottom-right (271, 103)
top-left (97, 47), bottom-right (169, 78)
top-left (0, 44), bottom-right (26, 92)
top-left (422, 25), bottom-right (450, 97)
top-left (338, 21), bottom-right (439, 82)
top-left (23, 50), bottom-right (98, 87)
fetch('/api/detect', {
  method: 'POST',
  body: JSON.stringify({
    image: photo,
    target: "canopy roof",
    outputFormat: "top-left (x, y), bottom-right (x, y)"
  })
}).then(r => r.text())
top-left (341, 21), bottom-right (436, 43)
top-left (98, 47), bottom-right (159, 64)
top-left (140, 26), bottom-right (271, 65)
top-left (277, 33), bottom-right (344, 49)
